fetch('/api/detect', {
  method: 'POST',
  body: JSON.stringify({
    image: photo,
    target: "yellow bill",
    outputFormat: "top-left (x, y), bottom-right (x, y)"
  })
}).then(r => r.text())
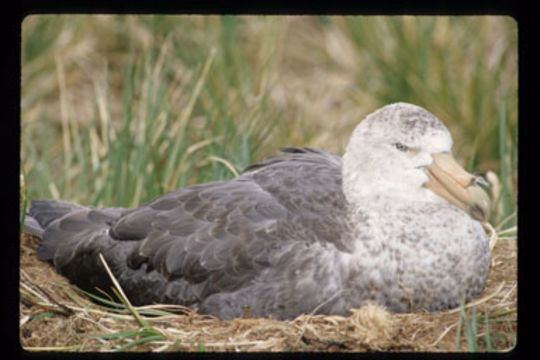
top-left (424, 153), bottom-right (490, 222)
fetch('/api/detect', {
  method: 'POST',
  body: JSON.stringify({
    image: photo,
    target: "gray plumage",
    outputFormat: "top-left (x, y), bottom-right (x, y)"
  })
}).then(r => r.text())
top-left (24, 103), bottom-right (491, 320)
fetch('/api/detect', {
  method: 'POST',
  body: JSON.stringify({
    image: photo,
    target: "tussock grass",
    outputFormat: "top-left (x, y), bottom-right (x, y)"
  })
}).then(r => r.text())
top-left (22, 15), bottom-right (281, 207)
top-left (21, 16), bottom-right (517, 214)
top-left (20, 15), bottom-right (517, 352)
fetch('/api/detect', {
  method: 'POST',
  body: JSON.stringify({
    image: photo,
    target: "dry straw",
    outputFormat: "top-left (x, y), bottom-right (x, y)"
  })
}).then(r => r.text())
top-left (20, 225), bottom-right (516, 352)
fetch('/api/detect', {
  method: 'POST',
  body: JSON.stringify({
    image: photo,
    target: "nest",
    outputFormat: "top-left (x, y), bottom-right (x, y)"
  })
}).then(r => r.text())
top-left (19, 229), bottom-right (516, 352)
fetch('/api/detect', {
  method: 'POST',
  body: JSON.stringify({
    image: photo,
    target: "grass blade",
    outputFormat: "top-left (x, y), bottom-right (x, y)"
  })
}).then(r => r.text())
top-left (484, 312), bottom-right (492, 351)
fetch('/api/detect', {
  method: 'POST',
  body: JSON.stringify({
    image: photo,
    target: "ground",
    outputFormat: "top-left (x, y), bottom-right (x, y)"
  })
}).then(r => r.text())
top-left (19, 229), bottom-right (516, 352)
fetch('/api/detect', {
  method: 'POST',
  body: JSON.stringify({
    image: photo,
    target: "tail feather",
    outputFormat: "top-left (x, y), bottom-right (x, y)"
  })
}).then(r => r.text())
top-left (28, 199), bottom-right (84, 229)
top-left (23, 199), bottom-right (125, 264)
top-left (23, 215), bottom-right (44, 238)
top-left (22, 198), bottom-right (211, 310)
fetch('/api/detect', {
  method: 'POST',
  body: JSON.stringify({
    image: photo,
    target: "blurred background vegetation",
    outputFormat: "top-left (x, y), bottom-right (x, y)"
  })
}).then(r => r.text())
top-left (20, 15), bottom-right (517, 228)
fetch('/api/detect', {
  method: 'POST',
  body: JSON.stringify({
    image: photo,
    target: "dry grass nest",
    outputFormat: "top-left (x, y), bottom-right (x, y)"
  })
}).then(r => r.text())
top-left (19, 226), bottom-right (516, 352)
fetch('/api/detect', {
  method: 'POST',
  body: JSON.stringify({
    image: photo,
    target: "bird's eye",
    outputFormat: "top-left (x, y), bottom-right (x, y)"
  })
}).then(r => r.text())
top-left (394, 142), bottom-right (408, 152)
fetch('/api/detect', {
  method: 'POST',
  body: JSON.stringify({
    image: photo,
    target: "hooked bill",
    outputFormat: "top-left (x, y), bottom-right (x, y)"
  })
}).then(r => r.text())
top-left (424, 153), bottom-right (490, 222)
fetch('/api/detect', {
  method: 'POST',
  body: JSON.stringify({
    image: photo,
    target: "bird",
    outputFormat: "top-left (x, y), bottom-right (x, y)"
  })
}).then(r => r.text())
top-left (23, 102), bottom-right (491, 320)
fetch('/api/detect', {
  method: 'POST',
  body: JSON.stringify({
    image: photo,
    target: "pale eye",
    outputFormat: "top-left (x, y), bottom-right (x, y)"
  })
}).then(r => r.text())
top-left (394, 142), bottom-right (408, 152)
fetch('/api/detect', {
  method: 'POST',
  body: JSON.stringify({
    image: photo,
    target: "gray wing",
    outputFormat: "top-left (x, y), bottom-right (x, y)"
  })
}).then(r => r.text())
top-left (26, 147), bottom-right (349, 312)
top-left (114, 147), bottom-right (349, 298)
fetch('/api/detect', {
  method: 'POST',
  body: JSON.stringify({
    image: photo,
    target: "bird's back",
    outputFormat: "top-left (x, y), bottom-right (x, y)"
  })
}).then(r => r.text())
top-left (24, 147), bottom-right (350, 319)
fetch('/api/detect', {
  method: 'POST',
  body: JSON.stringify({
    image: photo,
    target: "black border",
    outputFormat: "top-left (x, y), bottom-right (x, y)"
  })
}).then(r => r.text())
top-left (10, 1), bottom-right (531, 359)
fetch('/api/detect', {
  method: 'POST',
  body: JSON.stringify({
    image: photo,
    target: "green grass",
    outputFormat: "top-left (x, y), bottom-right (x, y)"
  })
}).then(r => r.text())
top-left (19, 164), bottom-right (28, 234)
top-left (91, 328), bottom-right (165, 352)
top-left (21, 15), bottom-right (517, 228)
top-left (339, 16), bottom-right (517, 227)
top-left (455, 301), bottom-right (517, 352)
top-left (22, 16), bottom-right (279, 208)
top-left (83, 253), bottom-right (168, 351)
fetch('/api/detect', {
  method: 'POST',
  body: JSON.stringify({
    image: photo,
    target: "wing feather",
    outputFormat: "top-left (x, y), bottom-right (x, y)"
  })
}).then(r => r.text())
top-left (31, 147), bottom-right (348, 311)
